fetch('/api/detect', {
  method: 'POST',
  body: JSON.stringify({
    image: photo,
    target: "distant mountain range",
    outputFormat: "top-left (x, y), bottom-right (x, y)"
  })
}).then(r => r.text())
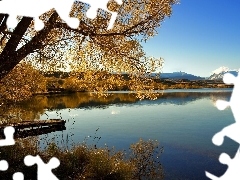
top-left (49, 67), bottom-right (238, 81)
top-left (159, 72), bottom-right (204, 80)
top-left (208, 66), bottom-right (239, 80)
top-left (155, 67), bottom-right (239, 80)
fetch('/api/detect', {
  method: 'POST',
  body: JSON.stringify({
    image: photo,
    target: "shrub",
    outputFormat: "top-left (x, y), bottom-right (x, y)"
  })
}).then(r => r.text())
top-left (0, 138), bottom-right (164, 180)
top-left (0, 62), bottom-right (46, 102)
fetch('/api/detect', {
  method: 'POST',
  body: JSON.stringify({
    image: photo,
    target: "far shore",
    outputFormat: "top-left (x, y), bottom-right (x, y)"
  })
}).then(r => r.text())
top-left (33, 87), bottom-right (233, 96)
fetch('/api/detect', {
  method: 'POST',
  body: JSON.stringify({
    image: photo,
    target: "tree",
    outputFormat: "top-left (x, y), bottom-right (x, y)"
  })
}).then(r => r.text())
top-left (0, 62), bottom-right (46, 102)
top-left (0, 0), bottom-right (177, 80)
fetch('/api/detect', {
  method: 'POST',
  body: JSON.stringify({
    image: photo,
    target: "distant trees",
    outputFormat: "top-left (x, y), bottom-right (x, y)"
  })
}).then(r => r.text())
top-left (63, 70), bottom-right (127, 92)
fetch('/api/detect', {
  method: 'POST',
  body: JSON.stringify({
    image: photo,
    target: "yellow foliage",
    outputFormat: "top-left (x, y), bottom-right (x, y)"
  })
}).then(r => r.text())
top-left (0, 0), bottom-right (178, 101)
top-left (0, 62), bottom-right (46, 102)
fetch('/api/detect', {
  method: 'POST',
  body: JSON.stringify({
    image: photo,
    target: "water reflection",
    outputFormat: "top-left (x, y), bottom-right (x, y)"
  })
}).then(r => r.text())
top-left (0, 89), bottom-right (232, 124)
top-left (0, 89), bottom-right (235, 179)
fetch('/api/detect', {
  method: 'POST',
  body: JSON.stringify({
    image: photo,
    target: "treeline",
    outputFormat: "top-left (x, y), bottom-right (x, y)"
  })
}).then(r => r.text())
top-left (153, 79), bottom-right (233, 89)
top-left (0, 63), bottom-right (154, 102)
top-left (0, 62), bottom-right (232, 103)
top-left (46, 72), bottom-right (233, 93)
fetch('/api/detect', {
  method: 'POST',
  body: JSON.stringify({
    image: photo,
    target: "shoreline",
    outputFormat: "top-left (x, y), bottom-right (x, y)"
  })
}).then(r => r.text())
top-left (33, 87), bottom-right (233, 96)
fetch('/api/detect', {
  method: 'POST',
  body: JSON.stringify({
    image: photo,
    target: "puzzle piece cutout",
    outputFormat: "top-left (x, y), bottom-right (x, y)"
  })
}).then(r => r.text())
top-left (24, 155), bottom-right (60, 180)
top-left (12, 172), bottom-right (24, 180)
top-left (206, 69), bottom-right (240, 179)
top-left (0, 0), bottom-right (80, 31)
top-left (216, 72), bottom-right (240, 120)
top-left (0, 126), bottom-right (59, 179)
top-left (0, 126), bottom-right (15, 146)
top-left (0, 126), bottom-right (24, 180)
top-left (0, 160), bottom-right (24, 180)
top-left (206, 148), bottom-right (240, 180)
top-left (0, 160), bottom-right (8, 171)
top-left (0, 0), bottom-right (123, 31)
top-left (211, 71), bottom-right (240, 146)
top-left (79, 0), bottom-right (123, 30)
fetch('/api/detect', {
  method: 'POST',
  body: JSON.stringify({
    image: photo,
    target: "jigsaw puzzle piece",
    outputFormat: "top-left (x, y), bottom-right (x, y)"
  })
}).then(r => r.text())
top-left (206, 148), bottom-right (240, 180)
top-left (207, 67), bottom-right (240, 179)
top-left (24, 155), bottom-right (60, 180)
top-left (0, 0), bottom-right (48, 30)
top-left (212, 123), bottom-right (240, 146)
top-left (6, 16), bottom-right (19, 30)
top-left (33, 18), bottom-right (45, 31)
top-left (12, 172), bottom-right (24, 180)
top-left (223, 73), bottom-right (236, 85)
top-left (0, 126), bottom-right (15, 146)
top-left (0, 0), bottom-right (16, 29)
top-left (54, 0), bottom-right (80, 29)
top-left (206, 171), bottom-right (220, 180)
top-left (216, 100), bottom-right (229, 111)
top-left (224, 70), bottom-right (240, 121)
top-left (0, 0), bottom-right (122, 30)
top-left (107, 12), bottom-right (118, 30)
top-left (0, 160), bottom-right (8, 171)
top-left (86, 7), bottom-right (98, 19)
top-left (0, 0), bottom-right (79, 31)
top-left (80, 0), bottom-right (122, 29)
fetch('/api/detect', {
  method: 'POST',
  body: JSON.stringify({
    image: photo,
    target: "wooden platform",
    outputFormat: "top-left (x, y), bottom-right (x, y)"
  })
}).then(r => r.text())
top-left (0, 119), bottom-right (66, 138)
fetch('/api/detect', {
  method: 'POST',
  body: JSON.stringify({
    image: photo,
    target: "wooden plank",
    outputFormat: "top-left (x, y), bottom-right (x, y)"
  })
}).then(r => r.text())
top-left (0, 119), bottom-right (66, 139)
top-left (0, 126), bottom-right (66, 139)
top-left (0, 119), bottom-right (66, 130)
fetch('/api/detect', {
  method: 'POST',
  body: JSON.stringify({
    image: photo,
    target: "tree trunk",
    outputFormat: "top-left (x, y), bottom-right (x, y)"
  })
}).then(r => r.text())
top-left (0, 12), bottom-right (58, 80)
top-left (0, 16), bottom-right (32, 79)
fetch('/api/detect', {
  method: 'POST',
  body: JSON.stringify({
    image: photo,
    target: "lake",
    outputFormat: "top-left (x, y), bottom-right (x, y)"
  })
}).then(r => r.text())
top-left (1, 88), bottom-right (238, 179)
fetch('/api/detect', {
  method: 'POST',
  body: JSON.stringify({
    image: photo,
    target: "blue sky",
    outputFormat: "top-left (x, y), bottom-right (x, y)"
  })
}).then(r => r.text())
top-left (142, 0), bottom-right (240, 77)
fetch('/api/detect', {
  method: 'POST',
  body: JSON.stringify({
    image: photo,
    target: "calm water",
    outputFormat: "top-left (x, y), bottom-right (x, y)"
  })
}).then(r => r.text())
top-left (2, 88), bottom-right (238, 179)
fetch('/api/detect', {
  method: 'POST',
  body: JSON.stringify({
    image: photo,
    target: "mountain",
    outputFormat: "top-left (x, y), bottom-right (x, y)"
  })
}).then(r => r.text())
top-left (208, 66), bottom-right (239, 80)
top-left (159, 71), bottom-right (204, 80)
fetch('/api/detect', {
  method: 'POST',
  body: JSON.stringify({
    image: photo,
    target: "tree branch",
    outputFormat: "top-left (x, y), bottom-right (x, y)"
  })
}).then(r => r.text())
top-left (0, 14), bottom-right (8, 32)
top-left (0, 16), bottom-right (32, 79)
top-left (15, 12), bottom-right (58, 62)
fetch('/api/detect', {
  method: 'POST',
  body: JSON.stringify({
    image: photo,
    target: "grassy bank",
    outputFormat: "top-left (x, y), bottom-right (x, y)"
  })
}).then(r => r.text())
top-left (0, 138), bottom-right (164, 180)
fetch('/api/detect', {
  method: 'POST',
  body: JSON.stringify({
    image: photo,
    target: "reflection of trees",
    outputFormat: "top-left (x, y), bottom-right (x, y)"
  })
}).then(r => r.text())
top-left (140, 91), bottom-right (232, 106)
top-left (43, 92), bottom-right (139, 109)
top-left (0, 96), bottom-right (47, 123)
top-left (0, 91), bottom-right (232, 123)
top-left (0, 93), bottom-right (138, 123)
top-left (43, 91), bottom-right (232, 109)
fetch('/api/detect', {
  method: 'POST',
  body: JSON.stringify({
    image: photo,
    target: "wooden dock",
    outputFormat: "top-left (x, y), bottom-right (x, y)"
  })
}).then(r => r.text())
top-left (0, 119), bottom-right (66, 138)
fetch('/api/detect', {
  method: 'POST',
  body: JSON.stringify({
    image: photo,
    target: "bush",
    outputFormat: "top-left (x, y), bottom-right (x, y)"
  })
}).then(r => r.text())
top-left (0, 62), bottom-right (46, 102)
top-left (0, 138), bottom-right (164, 180)
top-left (130, 138), bottom-right (164, 179)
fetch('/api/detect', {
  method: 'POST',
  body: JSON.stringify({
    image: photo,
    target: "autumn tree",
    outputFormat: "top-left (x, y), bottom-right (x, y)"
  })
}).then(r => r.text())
top-left (0, 0), bottom-right (177, 77)
top-left (0, 62), bottom-right (46, 102)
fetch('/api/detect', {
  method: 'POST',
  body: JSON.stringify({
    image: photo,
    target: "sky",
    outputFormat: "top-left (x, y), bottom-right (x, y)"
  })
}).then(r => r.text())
top-left (142, 0), bottom-right (240, 77)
